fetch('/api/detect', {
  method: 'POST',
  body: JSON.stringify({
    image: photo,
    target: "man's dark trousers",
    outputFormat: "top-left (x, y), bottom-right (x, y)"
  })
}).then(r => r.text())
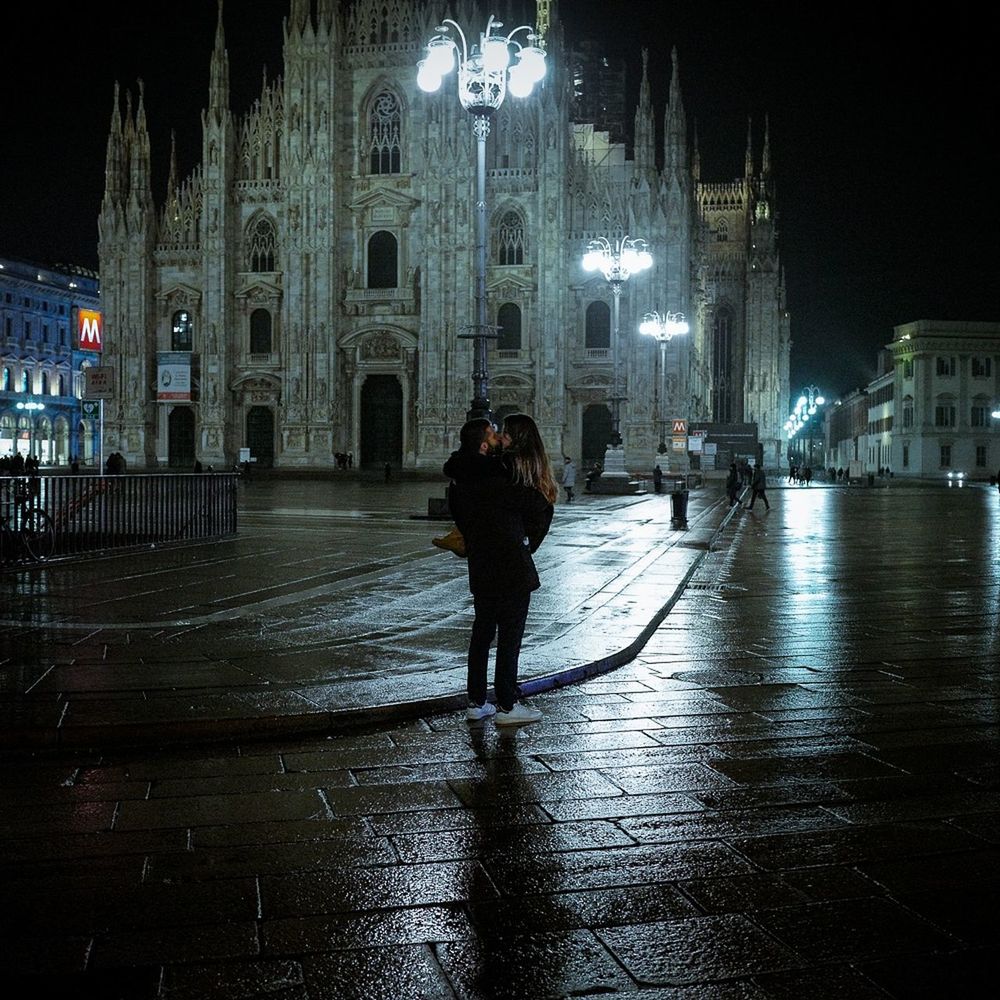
top-left (468, 593), bottom-right (530, 711)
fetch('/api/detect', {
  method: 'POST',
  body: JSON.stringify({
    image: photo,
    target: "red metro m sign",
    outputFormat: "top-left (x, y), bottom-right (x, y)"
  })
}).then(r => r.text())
top-left (77, 309), bottom-right (103, 352)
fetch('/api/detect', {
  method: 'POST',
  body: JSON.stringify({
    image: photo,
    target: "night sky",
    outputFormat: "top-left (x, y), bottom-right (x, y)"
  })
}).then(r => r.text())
top-left (2, 2), bottom-right (995, 402)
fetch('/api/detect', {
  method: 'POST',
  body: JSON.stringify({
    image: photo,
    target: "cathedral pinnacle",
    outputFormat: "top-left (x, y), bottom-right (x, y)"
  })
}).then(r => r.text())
top-left (209, 0), bottom-right (230, 115)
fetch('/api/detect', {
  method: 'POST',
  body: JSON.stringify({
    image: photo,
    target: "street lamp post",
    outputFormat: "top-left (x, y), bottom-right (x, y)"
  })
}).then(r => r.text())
top-left (582, 236), bottom-right (652, 476)
top-left (784, 385), bottom-right (825, 471)
top-left (639, 310), bottom-right (690, 454)
top-left (418, 15), bottom-right (546, 421)
top-left (15, 401), bottom-right (46, 460)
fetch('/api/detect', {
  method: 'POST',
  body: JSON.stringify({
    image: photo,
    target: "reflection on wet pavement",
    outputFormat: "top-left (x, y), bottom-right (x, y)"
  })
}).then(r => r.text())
top-left (1, 480), bottom-right (997, 995)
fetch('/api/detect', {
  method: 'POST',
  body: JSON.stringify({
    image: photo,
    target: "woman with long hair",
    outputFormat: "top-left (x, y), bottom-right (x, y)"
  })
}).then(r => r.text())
top-left (500, 412), bottom-right (559, 504)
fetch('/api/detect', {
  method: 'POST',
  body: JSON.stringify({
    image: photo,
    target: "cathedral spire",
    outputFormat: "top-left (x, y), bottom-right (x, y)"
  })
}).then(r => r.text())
top-left (289, 0), bottom-right (310, 35)
top-left (744, 116), bottom-right (754, 177)
top-left (762, 113), bottom-right (771, 177)
top-left (692, 119), bottom-right (700, 183)
top-left (663, 47), bottom-right (687, 173)
top-left (633, 49), bottom-right (655, 175)
top-left (133, 79), bottom-right (152, 200)
top-left (166, 130), bottom-right (178, 203)
top-left (208, 0), bottom-right (230, 117)
top-left (102, 82), bottom-right (125, 207)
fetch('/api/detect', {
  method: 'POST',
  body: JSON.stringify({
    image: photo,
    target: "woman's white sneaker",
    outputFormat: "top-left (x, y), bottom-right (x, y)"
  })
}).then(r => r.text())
top-left (495, 702), bottom-right (542, 726)
top-left (466, 702), bottom-right (497, 721)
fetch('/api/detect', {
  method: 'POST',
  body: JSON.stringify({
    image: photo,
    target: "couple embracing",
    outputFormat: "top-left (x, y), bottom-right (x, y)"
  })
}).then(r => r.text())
top-left (443, 414), bottom-right (557, 726)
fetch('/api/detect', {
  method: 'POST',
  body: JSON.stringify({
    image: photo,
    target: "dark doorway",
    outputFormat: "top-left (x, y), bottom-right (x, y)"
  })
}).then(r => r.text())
top-left (582, 404), bottom-right (612, 469)
top-left (247, 406), bottom-right (275, 468)
top-left (360, 375), bottom-right (402, 469)
top-left (167, 407), bottom-right (196, 468)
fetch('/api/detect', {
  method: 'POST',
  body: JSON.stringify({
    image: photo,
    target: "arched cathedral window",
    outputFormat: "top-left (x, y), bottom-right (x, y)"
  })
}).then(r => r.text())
top-left (172, 310), bottom-right (193, 352)
top-left (496, 303), bottom-right (522, 352)
top-left (715, 220), bottom-right (729, 243)
top-left (712, 307), bottom-right (734, 422)
top-left (367, 231), bottom-right (398, 288)
top-left (367, 91), bottom-right (402, 175)
top-left (585, 302), bottom-right (610, 350)
top-left (495, 211), bottom-right (525, 265)
top-left (250, 309), bottom-right (272, 355)
top-left (245, 217), bottom-right (277, 272)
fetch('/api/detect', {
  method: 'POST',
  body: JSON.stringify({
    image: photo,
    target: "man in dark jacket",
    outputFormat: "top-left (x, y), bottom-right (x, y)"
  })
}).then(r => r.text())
top-left (445, 419), bottom-right (553, 725)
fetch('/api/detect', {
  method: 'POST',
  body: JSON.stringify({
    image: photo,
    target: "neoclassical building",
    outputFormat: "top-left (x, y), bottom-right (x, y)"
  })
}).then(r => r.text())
top-left (0, 256), bottom-right (102, 466)
top-left (98, 0), bottom-right (790, 471)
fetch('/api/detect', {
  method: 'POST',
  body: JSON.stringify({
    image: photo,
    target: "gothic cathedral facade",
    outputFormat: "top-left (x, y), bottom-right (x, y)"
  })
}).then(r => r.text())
top-left (97, 0), bottom-right (790, 472)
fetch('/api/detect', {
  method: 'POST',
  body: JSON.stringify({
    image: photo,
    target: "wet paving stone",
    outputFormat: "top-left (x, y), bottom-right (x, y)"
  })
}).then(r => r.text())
top-left (486, 840), bottom-right (755, 895)
top-left (115, 788), bottom-right (329, 831)
top-left (437, 929), bottom-right (631, 999)
top-left (365, 803), bottom-right (549, 836)
top-left (299, 945), bottom-right (454, 1000)
top-left (161, 958), bottom-right (307, 1000)
top-left (261, 905), bottom-right (474, 956)
top-left (752, 964), bottom-right (889, 999)
top-left (779, 865), bottom-right (887, 902)
top-left (705, 751), bottom-right (904, 785)
top-left (857, 846), bottom-right (1000, 894)
top-left (90, 920), bottom-right (260, 969)
top-left (618, 805), bottom-right (846, 845)
top-left (390, 817), bottom-right (634, 864)
top-left (320, 780), bottom-right (465, 816)
top-left (474, 882), bottom-right (701, 934)
top-left (598, 913), bottom-right (802, 985)
top-left (260, 861), bottom-right (494, 919)
top-left (732, 819), bottom-right (986, 870)
top-left (897, 885), bottom-right (1000, 947)
top-left (2, 935), bottom-right (94, 975)
top-left (678, 872), bottom-right (810, 913)
top-left (146, 836), bottom-right (397, 881)
top-left (192, 816), bottom-right (370, 848)
top-left (541, 790), bottom-right (704, 822)
top-left (858, 946), bottom-right (998, 998)
top-left (754, 897), bottom-right (958, 964)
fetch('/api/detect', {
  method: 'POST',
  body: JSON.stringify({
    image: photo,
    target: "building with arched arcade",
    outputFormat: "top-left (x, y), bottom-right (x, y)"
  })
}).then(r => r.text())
top-left (0, 256), bottom-right (102, 467)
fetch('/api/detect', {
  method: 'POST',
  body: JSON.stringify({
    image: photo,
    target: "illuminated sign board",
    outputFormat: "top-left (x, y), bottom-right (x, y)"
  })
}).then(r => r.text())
top-left (77, 309), bottom-right (103, 352)
top-left (157, 352), bottom-right (192, 401)
top-left (84, 366), bottom-right (115, 399)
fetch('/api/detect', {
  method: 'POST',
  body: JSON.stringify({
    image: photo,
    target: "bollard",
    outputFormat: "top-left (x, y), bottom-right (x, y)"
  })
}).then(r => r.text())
top-left (670, 487), bottom-right (689, 528)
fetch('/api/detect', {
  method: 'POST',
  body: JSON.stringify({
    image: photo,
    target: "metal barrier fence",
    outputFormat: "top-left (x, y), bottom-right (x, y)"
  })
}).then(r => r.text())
top-left (1, 473), bottom-right (238, 566)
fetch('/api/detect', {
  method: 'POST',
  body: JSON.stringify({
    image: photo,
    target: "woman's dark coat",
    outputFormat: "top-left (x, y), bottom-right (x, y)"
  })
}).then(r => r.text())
top-left (444, 450), bottom-right (553, 599)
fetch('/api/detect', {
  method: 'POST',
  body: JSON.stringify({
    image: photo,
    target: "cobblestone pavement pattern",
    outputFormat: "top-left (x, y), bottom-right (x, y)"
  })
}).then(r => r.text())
top-left (1, 478), bottom-right (998, 997)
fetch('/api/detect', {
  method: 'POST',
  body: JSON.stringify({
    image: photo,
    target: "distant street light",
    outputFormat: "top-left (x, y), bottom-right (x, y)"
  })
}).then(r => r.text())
top-left (784, 385), bottom-right (825, 468)
top-left (418, 15), bottom-right (546, 420)
top-left (639, 311), bottom-right (689, 452)
top-left (582, 236), bottom-right (652, 456)
top-left (15, 400), bottom-right (46, 458)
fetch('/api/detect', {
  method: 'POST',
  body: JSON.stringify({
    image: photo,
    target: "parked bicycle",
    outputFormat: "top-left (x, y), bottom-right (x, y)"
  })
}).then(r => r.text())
top-left (0, 476), bottom-right (56, 563)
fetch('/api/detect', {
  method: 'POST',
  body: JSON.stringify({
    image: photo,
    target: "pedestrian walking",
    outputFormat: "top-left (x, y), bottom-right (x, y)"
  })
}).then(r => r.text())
top-left (726, 461), bottom-right (741, 507)
top-left (653, 464), bottom-right (663, 494)
top-left (447, 414), bottom-right (555, 726)
top-left (747, 462), bottom-right (770, 511)
top-left (383, 461), bottom-right (391, 482)
top-left (562, 455), bottom-right (576, 502)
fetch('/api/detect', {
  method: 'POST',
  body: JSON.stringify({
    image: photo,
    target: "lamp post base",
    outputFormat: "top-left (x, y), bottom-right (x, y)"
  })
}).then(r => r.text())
top-left (587, 445), bottom-right (641, 495)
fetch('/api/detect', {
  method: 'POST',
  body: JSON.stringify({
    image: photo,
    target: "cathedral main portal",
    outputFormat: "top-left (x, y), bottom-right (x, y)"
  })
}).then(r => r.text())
top-left (168, 407), bottom-right (196, 469)
top-left (247, 407), bottom-right (275, 468)
top-left (360, 375), bottom-right (402, 470)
